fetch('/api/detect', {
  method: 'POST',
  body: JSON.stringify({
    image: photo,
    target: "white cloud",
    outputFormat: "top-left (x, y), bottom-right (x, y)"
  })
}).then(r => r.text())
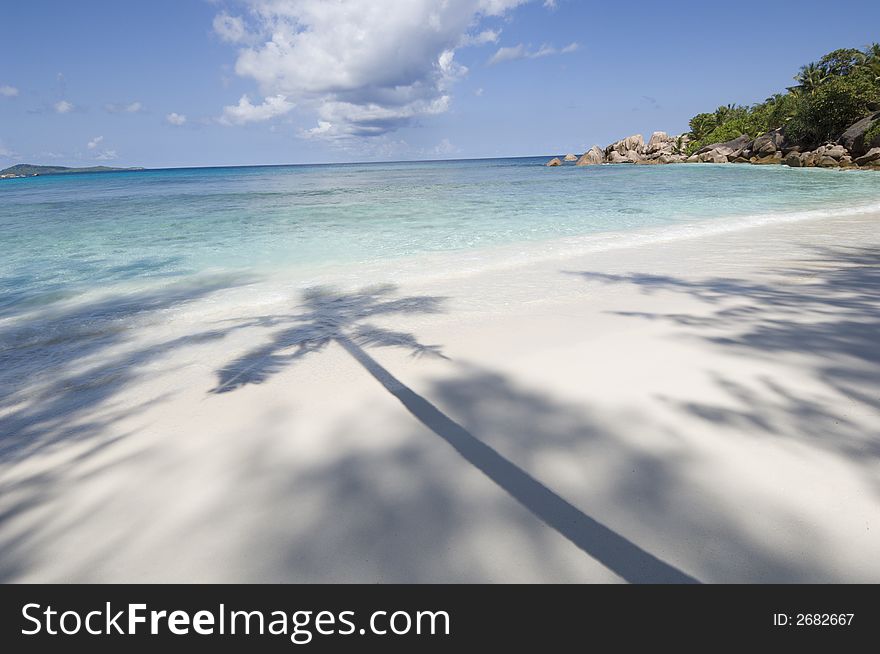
top-left (106, 101), bottom-right (143, 113)
top-left (488, 44), bottom-right (526, 65)
top-left (219, 94), bottom-right (295, 125)
top-left (488, 41), bottom-right (578, 64)
top-left (54, 100), bottom-right (74, 113)
top-left (87, 135), bottom-right (104, 149)
top-left (304, 121), bottom-right (333, 137)
top-left (475, 87), bottom-right (484, 96)
top-left (0, 85), bottom-right (19, 97)
top-left (544, 0), bottom-right (557, 8)
top-left (461, 29), bottom-right (501, 46)
top-left (166, 112), bottom-right (187, 126)
top-left (217, 0), bottom-right (545, 139)
top-left (95, 149), bottom-right (118, 161)
top-left (213, 12), bottom-right (249, 44)
top-left (300, 95), bottom-right (451, 139)
top-left (432, 138), bottom-right (459, 156)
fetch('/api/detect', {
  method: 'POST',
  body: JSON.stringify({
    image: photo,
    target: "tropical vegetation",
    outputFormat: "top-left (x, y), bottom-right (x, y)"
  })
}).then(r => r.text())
top-left (686, 44), bottom-right (880, 154)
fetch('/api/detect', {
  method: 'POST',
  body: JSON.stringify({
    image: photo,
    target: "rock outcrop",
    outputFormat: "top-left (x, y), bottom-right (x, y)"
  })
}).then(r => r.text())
top-left (606, 151), bottom-right (630, 164)
top-left (820, 144), bottom-right (848, 160)
top-left (604, 131), bottom-right (689, 164)
top-left (549, 113), bottom-right (879, 172)
top-left (625, 150), bottom-right (644, 163)
top-left (576, 146), bottom-right (605, 166)
top-left (751, 128), bottom-right (786, 157)
top-left (694, 134), bottom-right (752, 158)
top-left (854, 147), bottom-right (880, 166)
top-left (645, 131), bottom-right (669, 151)
top-left (751, 152), bottom-right (784, 165)
top-left (838, 111), bottom-right (880, 158)
top-left (784, 151), bottom-right (803, 167)
top-left (606, 134), bottom-right (644, 158)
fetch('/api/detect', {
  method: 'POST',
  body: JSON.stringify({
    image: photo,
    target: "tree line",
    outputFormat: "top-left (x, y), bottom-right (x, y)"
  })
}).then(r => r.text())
top-left (686, 45), bottom-right (880, 154)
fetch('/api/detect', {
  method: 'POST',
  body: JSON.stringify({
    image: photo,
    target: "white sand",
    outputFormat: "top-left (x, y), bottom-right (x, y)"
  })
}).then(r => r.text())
top-left (1, 209), bottom-right (879, 583)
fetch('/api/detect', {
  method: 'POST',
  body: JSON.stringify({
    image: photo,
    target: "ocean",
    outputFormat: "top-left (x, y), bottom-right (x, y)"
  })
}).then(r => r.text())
top-left (2, 157), bottom-right (880, 315)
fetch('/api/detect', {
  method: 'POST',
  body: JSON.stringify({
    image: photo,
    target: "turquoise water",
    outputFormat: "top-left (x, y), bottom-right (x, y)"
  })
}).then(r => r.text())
top-left (2, 157), bottom-right (879, 312)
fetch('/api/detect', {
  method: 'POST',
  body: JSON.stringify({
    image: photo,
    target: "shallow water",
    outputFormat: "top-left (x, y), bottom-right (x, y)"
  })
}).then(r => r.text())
top-left (2, 158), bottom-right (879, 315)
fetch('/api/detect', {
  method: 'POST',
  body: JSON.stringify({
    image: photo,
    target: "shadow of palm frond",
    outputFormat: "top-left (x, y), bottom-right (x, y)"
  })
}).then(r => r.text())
top-left (0, 274), bottom-right (254, 463)
top-left (211, 284), bottom-right (698, 583)
top-left (0, 273), bottom-right (257, 581)
top-left (566, 245), bottom-right (880, 462)
top-left (210, 284), bottom-right (448, 393)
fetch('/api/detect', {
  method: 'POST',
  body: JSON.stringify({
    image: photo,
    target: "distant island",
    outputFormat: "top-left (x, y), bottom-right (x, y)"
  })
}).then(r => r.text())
top-left (0, 164), bottom-right (145, 179)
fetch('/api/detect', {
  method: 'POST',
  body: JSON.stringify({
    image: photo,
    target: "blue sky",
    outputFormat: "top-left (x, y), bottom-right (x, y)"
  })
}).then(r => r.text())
top-left (1, 0), bottom-right (879, 168)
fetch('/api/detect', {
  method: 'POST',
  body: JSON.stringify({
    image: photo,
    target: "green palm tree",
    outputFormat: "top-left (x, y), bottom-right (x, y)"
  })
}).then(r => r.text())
top-left (861, 43), bottom-right (880, 82)
top-left (763, 93), bottom-right (798, 128)
top-left (713, 104), bottom-right (733, 124)
top-left (791, 62), bottom-right (830, 95)
top-left (688, 113), bottom-right (716, 140)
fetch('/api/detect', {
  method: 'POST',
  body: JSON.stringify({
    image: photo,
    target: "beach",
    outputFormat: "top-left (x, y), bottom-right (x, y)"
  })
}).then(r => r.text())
top-left (1, 190), bottom-right (878, 583)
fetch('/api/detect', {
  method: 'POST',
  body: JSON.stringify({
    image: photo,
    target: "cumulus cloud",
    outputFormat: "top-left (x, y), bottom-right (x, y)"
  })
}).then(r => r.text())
top-left (0, 85), bottom-right (19, 97)
top-left (488, 41), bottom-right (578, 64)
top-left (54, 100), bottom-right (74, 113)
top-left (216, 0), bottom-right (546, 139)
top-left (87, 135), bottom-right (104, 149)
top-left (95, 149), bottom-right (118, 161)
top-left (166, 112), bottom-right (187, 126)
top-left (219, 94), bottom-right (295, 125)
top-left (300, 95), bottom-right (451, 139)
top-left (304, 121), bottom-right (333, 138)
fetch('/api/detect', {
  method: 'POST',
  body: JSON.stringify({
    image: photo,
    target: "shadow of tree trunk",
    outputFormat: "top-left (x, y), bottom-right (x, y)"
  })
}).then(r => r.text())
top-left (336, 335), bottom-right (699, 584)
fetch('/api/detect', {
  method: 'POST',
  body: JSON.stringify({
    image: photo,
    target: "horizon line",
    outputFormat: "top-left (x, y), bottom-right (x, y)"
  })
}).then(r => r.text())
top-left (3, 153), bottom-right (565, 175)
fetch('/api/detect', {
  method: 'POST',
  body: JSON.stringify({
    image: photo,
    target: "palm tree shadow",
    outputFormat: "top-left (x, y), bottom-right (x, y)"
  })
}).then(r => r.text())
top-left (565, 245), bottom-right (880, 466)
top-left (209, 284), bottom-right (448, 393)
top-left (212, 285), bottom-right (699, 583)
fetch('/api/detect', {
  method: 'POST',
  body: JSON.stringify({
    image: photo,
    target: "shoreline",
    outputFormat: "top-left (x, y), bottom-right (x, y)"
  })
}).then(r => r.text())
top-left (11, 179), bottom-right (878, 319)
top-left (41, 189), bottom-right (880, 317)
top-left (2, 202), bottom-right (879, 582)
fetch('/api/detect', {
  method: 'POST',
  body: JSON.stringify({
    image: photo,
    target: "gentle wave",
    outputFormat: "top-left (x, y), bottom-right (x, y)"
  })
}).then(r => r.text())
top-left (274, 196), bottom-right (880, 289)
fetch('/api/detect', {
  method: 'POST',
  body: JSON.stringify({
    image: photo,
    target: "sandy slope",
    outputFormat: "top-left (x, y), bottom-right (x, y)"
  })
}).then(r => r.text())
top-left (1, 209), bottom-right (879, 583)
